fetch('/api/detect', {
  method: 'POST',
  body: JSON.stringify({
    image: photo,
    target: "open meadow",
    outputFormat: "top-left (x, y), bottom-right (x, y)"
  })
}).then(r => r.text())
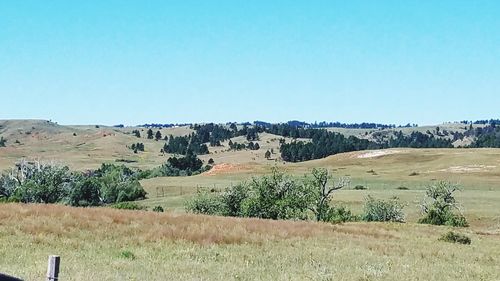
top-left (1, 120), bottom-right (500, 280)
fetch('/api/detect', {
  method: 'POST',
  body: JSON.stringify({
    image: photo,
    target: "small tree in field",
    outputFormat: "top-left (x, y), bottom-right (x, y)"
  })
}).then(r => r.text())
top-left (265, 150), bottom-right (271, 159)
top-left (306, 168), bottom-right (350, 222)
top-left (132, 130), bottom-right (141, 138)
top-left (147, 129), bottom-right (154, 139)
top-left (155, 130), bottom-right (162, 141)
top-left (419, 181), bottom-right (468, 227)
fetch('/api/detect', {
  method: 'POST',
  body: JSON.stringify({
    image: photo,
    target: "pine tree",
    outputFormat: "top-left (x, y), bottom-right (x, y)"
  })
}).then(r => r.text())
top-left (132, 130), bottom-right (141, 138)
top-left (155, 130), bottom-right (162, 141)
top-left (265, 150), bottom-right (271, 159)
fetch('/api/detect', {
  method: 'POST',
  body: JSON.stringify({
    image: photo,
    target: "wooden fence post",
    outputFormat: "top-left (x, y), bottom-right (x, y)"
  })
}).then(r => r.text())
top-left (46, 255), bottom-right (60, 281)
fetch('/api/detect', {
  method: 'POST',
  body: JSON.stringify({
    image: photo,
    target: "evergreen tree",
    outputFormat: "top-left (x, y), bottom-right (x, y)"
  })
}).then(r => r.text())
top-left (147, 129), bottom-right (154, 139)
top-left (265, 150), bottom-right (271, 159)
top-left (155, 130), bottom-right (162, 141)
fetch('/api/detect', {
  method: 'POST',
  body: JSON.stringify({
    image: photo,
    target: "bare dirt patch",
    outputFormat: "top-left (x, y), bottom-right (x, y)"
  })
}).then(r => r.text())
top-left (204, 163), bottom-right (251, 176)
top-left (356, 150), bottom-right (401, 159)
top-left (438, 165), bottom-right (497, 173)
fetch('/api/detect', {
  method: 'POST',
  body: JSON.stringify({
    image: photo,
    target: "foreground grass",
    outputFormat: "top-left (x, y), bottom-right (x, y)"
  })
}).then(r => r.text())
top-left (1, 204), bottom-right (499, 280)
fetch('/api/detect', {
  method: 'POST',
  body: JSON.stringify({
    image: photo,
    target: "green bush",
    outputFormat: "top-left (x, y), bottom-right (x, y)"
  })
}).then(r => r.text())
top-left (112, 202), bottom-right (144, 210)
top-left (0, 162), bottom-right (148, 206)
top-left (10, 164), bottom-right (73, 203)
top-left (97, 164), bottom-right (147, 204)
top-left (185, 168), bottom-right (352, 223)
top-left (68, 177), bottom-right (102, 207)
top-left (324, 205), bottom-right (358, 223)
top-left (354, 185), bottom-right (366, 190)
top-left (119, 250), bottom-right (136, 259)
top-left (419, 181), bottom-right (468, 227)
top-left (239, 169), bottom-right (310, 220)
top-left (419, 209), bottom-right (468, 227)
top-left (0, 174), bottom-right (18, 199)
top-left (221, 183), bottom-right (249, 217)
top-left (185, 190), bottom-right (227, 216)
top-left (439, 231), bottom-right (471, 245)
top-left (362, 196), bottom-right (405, 222)
top-left (152, 205), bottom-right (164, 212)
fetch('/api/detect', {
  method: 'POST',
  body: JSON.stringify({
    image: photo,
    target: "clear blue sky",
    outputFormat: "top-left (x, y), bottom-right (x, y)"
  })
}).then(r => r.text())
top-left (1, 1), bottom-right (499, 126)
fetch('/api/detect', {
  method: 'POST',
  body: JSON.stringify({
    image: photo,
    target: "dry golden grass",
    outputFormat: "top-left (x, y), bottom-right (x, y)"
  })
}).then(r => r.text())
top-left (1, 203), bottom-right (499, 280)
top-left (0, 203), bottom-right (346, 245)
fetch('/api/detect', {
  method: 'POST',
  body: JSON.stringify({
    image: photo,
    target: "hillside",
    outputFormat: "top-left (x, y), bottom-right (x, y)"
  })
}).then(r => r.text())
top-left (0, 119), bottom-right (487, 172)
top-left (1, 120), bottom-right (500, 280)
top-left (0, 120), bottom-right (195, 170)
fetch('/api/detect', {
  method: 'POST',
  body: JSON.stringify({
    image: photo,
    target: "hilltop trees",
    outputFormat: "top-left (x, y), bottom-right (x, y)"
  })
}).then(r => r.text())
top-left (388, 131), bottom-right (453, 148)
top-left (246, 142), bottom-right (260, 150)
top-left (470, 125), bottom-right (500, 147)
top-left (265, 150), bottom-right (272, 159)
top-left (147, 129), bottom-right (154, 139)
top-left (275, 126), bottom-right (454, 162)
top-left (155, 130), bottom-right (162, 141)
top-left (158, 151), bottom-right (209, 176)
top-left (279, 132), bottom-right (379, 162)
top-left (130, 143), bottom-right (144, 153)
top-left (246, 127), bottom-right (259, 141)
top-left (163, 134), bottom-right (209, 155)
top-left (132, 130), bottom-right (141, 138)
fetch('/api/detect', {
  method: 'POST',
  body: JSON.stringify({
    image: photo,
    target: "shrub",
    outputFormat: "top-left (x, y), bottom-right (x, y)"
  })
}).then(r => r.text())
top-left (0, 174), bottom-right (18, 199)
top-left (419, 181), bottom-right (468, 227)
top-left (185, 190), bottom-right (227, 216)
top-left (354, 185), bottom-right (366, 190)
top-left (419, 209), bottom-right (468, 227)
top-left (439, 231), bottom-right (471, 245)
top-left (221, 183), bottom-right (249, 217)
top-left (362, 196), bottom-right (405, 222)
top-left (119, 250), bottom-right (136, 259)
top-left (396, 186), bottom-right (409, 190)
top-left (100, 179), bottom-right (146, 204)
top-left (239, 168), bottom-right (310, 220)
top-left (409, 172), bottom-right (419, 176)
top-left (324, 205), bottom-right (358, 223)
top-left (97, 164), bottom-right (147, 203)
top-left (186, 168), bottom-right (351, 223)
top-left (10, 164), bottom-right (73, 203)
top-left (152, 205), bottom-right (164, 212)
top-left (0, 161), bottom-right (148, 206)
top-left (68, 177), bottom-right (102, 207)
top-left (112, 202), bottom-right (144, 210)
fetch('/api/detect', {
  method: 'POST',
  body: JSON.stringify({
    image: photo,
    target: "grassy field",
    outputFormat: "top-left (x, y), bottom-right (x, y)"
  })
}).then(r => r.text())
top-left (1, 203), bottom-right (499, 281)
top-left (139, 148), bottom-right (500, 225)
top-left (1, 120), bottom-right (500, 280)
